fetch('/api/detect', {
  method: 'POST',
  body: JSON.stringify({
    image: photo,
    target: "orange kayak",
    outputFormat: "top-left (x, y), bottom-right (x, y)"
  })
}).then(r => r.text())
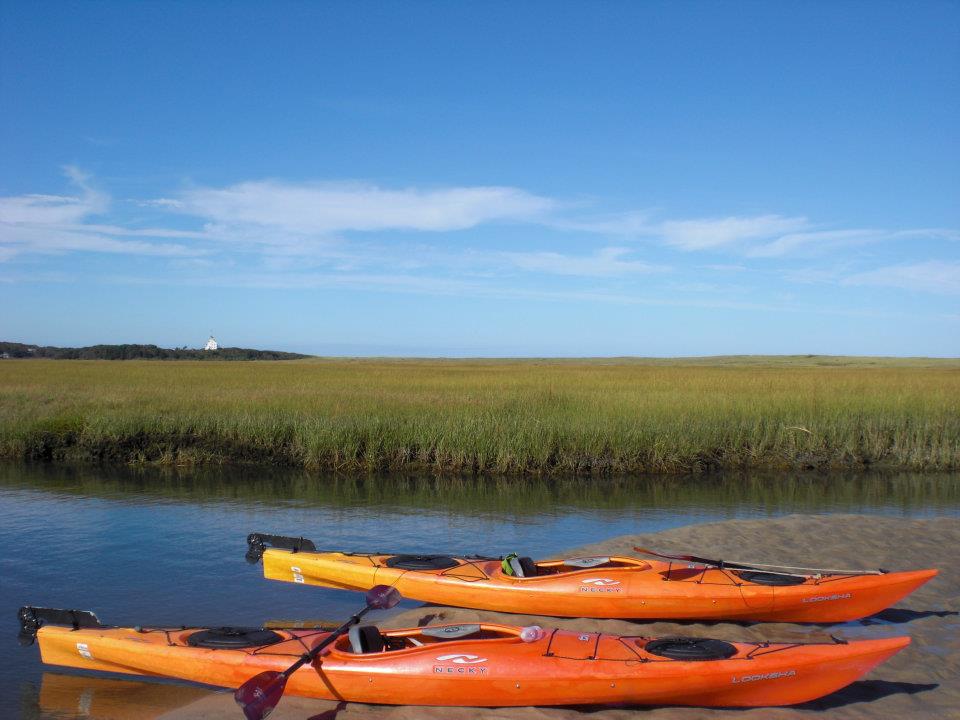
top-left (21, 607), bottom-right (909, 708)
top-left (247, 534), bottom-right (937, 622)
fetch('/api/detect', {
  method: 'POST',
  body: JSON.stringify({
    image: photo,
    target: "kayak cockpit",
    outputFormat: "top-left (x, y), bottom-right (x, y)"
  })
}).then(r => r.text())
top-left (504, 555), bottom-right (651, 578)
top-left (336, 623), bottom-right (525, 654)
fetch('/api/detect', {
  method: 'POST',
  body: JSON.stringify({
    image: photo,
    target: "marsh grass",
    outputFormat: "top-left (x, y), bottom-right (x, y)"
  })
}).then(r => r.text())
top-left (1, 356), bottom-right (957, 474)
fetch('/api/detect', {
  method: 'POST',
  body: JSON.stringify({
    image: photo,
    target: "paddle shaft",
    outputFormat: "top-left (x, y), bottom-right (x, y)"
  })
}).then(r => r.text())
top-left (236, 585), bottom-right (401, 720)
top-left (279, 605), bottom-right (374, 680)
top-left (633, 547), bottom-right (882, 577)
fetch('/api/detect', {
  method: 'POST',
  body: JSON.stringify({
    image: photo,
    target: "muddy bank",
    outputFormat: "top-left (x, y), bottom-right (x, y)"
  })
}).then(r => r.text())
top-left (145, 514), bottom-right (956, 718)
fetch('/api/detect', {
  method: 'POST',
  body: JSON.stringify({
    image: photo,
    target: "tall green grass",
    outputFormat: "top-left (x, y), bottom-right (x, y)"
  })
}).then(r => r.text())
top-left (1, 357), bottom-right (957, 474)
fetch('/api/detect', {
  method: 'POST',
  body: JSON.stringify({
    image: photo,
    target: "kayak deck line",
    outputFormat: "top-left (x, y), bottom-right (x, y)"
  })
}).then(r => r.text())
top-left (20, 607), bottom-right (912, 708)
top-left (632, 547), bottom-right (888, 578)
top-left (246, 533), bottom-right (938, 622)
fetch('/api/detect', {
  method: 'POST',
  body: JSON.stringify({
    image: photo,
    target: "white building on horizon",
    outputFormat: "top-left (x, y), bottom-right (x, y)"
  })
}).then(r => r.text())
top-left (204, 335), bottom-right (219, 351)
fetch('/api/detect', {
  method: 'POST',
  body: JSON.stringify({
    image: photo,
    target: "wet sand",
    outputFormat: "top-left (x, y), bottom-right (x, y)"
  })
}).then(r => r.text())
top-left (158, 514), bottom-right (957, 719)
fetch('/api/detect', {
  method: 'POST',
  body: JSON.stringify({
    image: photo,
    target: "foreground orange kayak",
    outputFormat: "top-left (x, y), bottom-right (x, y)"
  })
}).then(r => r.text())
top-left (20, 607), bottom-right (909, 708)
top-left (247, 534), bottom-right (937, 622)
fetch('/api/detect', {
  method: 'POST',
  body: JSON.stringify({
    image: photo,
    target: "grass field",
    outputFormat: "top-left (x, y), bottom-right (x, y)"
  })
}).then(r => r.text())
top-left (1, 356), bottom-right (958, 475)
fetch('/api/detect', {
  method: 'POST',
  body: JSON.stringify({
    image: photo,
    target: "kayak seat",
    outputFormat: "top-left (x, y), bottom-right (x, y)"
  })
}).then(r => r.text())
top-left (508, 556), bottom-right (540, 578)
top-left (349, 624), bottom-right (385, 654)
top-left (384, 555), bottom-right (460, 571)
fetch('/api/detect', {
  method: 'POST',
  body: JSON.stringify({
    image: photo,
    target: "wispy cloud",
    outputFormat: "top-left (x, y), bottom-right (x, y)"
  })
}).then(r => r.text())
top-left (158, 181), bottom-right (556, 236)
top-left (702, 263), bottom-right (748, 272)
top-left (3, 225), bottom-right (200, 258)
top-left (657, 214), bottom-right (810, 251)
top-left (551, 210), bottom-right (653, 235)
top-left (748, 227), bottom-right (960, 258)
top-left (97, 267), bottom-right (917, 321)
top-left (2, 168), bottom-right (957, 305)
top-left (557, 211), bottom-right (957, 261)
top-left (0, 166), bottom-right (107, 225)
top-left (747, 228), bottom-right (870, 258)
top-left (501, 246), bottom-right (666, 276)
top-left (552, 212), bottom-right (812, 252)
top-left (0, 167), bottom-right (205, 260)
top-left (842, 260), bottom-right (960, 295)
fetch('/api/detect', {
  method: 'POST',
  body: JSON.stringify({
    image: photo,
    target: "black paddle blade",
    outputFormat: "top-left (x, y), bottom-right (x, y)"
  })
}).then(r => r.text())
top-left (366, 584), bottom-right (401, 610)
top-left (234, 670), bottom-right (286, 720)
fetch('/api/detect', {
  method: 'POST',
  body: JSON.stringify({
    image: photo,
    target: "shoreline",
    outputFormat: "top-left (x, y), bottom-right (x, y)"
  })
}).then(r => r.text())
top-left (4, 452), bottom-right (957, 476)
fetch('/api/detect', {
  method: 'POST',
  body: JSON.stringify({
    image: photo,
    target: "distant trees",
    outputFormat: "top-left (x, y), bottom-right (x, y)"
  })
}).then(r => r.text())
top-left (0, 342), bottom-right (309, 361)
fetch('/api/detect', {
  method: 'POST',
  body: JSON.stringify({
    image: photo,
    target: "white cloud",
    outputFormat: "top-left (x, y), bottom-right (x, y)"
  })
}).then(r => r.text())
top-left (553, 211), bottom-right (958, 262)
top-left (551, 210), bottom-right (652, 235)
top-left (97, 268), bottom-right (915, 320)
top-left (502, 247), bottom-right (666, 276)
top-left (702, 263), bottom-right (748, 272)
top-left (75, 223), bottom-right (209, 240)
top-left (782, 265), bottom-right (848, 284)
top-left (747, 227), bottom-right (960, 258)
top-left (842, 261), bottom-right (960, 295)
top-left (0, 166), bottom-right (107, 225)
top-left (557, 212), bottom-right (818, 254)
top-left (0, 168), bottom-right (206, 258)
top-left (4, 224), bottom-right (199, 257)
top-left (748, 229), bottom-right (873, 258)
top-left (658, 215), bottom-right (810, 251)
top-left (3, 168), bottom-right (958, 302)
top-left (0, 193), bottom-right (99, 225)
top-left (159, 181), bottom-right (556, 236)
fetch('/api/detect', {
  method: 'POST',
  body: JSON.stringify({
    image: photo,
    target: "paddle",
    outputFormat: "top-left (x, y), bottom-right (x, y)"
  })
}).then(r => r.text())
top-left (633, 546), bottom-right (756, 570)
top-left (633, 547), bottom-right (883, 576)
top-left (234, 584), bottom-right (401, 720)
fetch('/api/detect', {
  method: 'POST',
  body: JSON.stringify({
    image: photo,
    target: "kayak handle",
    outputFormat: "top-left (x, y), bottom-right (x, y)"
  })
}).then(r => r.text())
top-left (244, 533), bottom-right (499, 565)
top-left (246, 533), bottom-right (318, 563)
top-left (17, 606), bottom-right (103, 646)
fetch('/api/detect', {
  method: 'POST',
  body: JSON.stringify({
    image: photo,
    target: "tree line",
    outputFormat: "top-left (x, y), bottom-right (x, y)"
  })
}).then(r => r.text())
top-left (0, 342), bottom-right (310, 361)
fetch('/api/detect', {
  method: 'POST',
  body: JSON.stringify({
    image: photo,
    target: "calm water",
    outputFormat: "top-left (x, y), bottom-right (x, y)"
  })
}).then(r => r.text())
top-left (3, 463), bottom-right (959, 719)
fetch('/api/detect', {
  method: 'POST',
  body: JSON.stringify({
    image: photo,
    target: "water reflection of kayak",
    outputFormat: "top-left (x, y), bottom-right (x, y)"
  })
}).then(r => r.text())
top-left (22, 607), bottom-right (908, 708)
top-left (247, 534), bottom-right (938, 622)
top-left (39, 672), bottom-right (210, 719)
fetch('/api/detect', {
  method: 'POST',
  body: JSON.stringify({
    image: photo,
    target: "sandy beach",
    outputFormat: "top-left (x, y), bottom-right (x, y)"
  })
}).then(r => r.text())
top-left (85, 514), bottom-right (956, 719)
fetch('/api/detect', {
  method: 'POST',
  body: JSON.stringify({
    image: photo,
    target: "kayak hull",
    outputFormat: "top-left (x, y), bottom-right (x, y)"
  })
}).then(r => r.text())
top-left (262, 550), bottom-right (937, 622)
top-left (34, 622), bottom-right (909, 707)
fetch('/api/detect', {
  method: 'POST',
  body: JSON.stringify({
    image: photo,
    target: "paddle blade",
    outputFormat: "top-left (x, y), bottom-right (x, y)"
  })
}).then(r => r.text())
top-left (234, 671), bottom-right (286, 720)
top-left (366, 584), bottom-right (401, 610)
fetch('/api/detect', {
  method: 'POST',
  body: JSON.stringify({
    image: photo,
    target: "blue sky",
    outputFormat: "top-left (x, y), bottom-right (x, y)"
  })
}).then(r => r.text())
top-left (1, 1), bottom-right (958, 356)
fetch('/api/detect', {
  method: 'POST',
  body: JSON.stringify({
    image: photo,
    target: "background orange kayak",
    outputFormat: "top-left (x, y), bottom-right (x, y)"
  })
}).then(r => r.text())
top-left (26, 611), bottom-right (909, 708)
top-left (251, 539), bottom-right (936, 622)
